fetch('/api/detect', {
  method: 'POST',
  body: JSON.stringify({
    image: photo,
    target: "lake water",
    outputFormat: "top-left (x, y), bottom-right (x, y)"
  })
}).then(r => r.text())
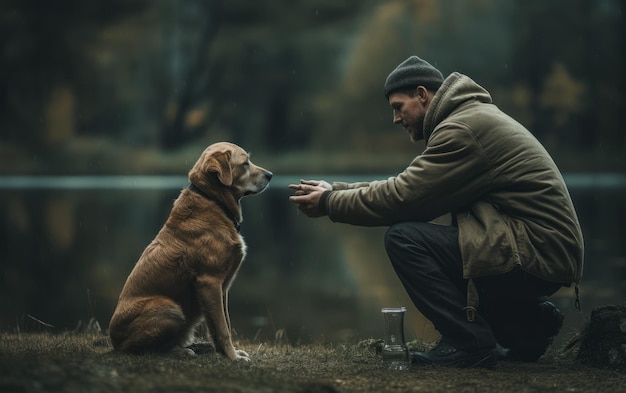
top-left (1, 174), bottom-right (624, 347)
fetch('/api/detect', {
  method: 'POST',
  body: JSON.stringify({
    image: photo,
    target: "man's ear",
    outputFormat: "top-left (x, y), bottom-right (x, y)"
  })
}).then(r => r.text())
top-left (204, 151), bottom-right (233, 186)
top-left (416, 86), bottom-right (429, 101)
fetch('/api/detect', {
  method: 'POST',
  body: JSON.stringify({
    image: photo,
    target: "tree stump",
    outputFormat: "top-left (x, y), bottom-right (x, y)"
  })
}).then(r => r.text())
top-left (577, 304), bottom-right (626, 370)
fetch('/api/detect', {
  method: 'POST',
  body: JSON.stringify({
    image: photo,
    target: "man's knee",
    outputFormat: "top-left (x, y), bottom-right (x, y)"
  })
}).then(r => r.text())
top-left (384, 222), bottom-right (433, 267)
top-left (385, 222), bottom-right (409, 256)
top-left (385, 222), bottom-right (431, 252)
top-left (385, 221), bottom-right (462, 274)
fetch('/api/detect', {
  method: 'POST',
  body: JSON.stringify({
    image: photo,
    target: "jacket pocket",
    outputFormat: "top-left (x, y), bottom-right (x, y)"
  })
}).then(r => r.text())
top-left (457, 201), bottom-right (520, 278)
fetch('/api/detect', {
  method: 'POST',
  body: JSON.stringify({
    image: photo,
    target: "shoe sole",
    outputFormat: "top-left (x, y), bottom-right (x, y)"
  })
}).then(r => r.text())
top-left (412, 352), bottom-right (497, 370)
top-left (453, 353), bottom-right (497, 370)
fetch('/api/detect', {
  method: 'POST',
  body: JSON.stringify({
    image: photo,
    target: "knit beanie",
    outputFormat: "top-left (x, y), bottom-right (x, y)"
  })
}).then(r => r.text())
top-left (384, 56), bottom-right (444, 98)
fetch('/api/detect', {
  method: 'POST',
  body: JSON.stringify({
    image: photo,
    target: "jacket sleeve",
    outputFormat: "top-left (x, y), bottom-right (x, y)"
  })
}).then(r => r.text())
top-left (326, 126), bottom-right (495, 226)
top-left (331, 181), bottom-right (371, 190)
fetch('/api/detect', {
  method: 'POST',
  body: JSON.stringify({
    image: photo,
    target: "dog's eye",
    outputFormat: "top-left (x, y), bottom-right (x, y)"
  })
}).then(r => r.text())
top-left (243, 161), bottom-right (250, 168)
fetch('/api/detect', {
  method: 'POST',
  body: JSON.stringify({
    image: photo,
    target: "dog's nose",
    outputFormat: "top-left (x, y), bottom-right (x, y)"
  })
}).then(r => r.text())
top-left (264, 170), bottom-right (273, 180)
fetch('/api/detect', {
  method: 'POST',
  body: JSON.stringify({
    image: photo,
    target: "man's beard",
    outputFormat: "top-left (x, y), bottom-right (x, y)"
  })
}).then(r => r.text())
top-left (407, 121), bottom-right (425, 142)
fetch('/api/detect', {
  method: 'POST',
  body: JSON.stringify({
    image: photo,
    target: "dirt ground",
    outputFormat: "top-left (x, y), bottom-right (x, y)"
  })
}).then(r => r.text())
top-left (0, 333), bottom-right (624, 393)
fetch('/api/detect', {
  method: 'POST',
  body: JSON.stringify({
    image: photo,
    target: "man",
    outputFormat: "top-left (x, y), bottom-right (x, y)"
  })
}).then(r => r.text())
top-left (289, 56), bottom-right (584, 369)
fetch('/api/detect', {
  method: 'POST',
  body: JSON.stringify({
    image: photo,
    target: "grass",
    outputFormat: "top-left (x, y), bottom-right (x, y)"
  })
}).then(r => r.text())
top-left (1, 332), bottom-right (625, 393)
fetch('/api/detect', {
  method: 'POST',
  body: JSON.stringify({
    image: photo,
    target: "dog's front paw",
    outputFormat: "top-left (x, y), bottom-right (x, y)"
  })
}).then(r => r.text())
top-left (234, 349), bottom-right (251, 362)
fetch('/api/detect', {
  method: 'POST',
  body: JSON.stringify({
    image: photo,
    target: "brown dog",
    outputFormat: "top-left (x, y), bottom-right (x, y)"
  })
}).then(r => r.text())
top-left (109, 142), bottom-right (272, 361)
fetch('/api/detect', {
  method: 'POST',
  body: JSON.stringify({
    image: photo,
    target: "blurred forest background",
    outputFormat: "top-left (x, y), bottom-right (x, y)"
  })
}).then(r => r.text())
top-left (1, 0), bottom-right (624, 174)
top-left (0, 0), bottom-right (625, 343)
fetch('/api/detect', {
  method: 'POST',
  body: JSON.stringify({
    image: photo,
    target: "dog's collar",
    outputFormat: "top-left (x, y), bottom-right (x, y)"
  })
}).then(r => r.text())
top-left (187, 183), bottom-right (241, 233)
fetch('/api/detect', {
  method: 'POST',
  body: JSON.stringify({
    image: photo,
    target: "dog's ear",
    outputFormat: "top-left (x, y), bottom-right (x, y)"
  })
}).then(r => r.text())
top-left (204, 150), bottom-right (233, 186)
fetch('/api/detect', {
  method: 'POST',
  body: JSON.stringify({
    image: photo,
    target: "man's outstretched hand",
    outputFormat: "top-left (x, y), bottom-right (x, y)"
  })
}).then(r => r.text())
top-left (288, 179), bottom-right (332, 218)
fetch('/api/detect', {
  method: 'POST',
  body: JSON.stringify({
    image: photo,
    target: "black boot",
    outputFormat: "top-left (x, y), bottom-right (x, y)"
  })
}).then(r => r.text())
top-left (498, 300), bottom-right (564, 362)
top-left (411, 341), bottom-right (497, 369)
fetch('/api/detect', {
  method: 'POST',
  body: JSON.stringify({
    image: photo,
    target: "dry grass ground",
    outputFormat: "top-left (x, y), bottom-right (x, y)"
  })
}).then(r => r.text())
top-left (0, 332), bottom-right (624, 393)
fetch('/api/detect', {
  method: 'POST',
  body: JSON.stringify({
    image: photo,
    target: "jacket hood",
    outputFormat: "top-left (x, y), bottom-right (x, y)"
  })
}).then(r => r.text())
top-left (423, 72), bottom-right (493, 142)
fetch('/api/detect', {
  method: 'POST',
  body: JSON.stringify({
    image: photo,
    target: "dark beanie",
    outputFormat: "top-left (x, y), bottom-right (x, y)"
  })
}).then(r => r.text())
top-left (384, 56), bottom-right (444, 98)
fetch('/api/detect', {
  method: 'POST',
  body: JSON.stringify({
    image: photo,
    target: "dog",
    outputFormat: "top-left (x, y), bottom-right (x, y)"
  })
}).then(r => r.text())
top-left (109, 142), bottom-right (272, 361)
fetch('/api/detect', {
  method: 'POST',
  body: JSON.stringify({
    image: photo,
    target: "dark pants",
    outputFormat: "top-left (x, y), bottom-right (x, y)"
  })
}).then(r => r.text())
top-left (384, 222), bottom-right (562, 351)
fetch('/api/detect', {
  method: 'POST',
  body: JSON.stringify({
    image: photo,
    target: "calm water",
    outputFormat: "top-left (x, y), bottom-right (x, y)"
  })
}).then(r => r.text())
top-left (1, 174), bottom-right (624, 346)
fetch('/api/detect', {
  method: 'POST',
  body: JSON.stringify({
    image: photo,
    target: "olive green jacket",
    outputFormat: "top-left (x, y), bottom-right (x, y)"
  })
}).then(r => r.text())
top-left (326, 72), bottom-right (584, 288)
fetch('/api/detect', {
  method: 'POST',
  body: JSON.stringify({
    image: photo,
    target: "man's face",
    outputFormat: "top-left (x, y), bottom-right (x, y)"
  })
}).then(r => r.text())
top-left (388, 89), bottom-right (429, 142)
